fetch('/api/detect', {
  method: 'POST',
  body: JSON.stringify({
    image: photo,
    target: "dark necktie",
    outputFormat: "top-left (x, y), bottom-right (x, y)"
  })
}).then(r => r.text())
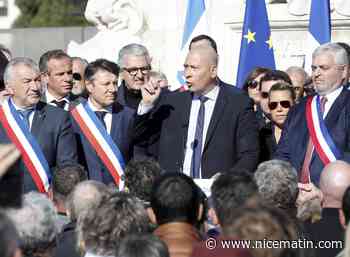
top-left (18, 109), bottom-right (33, 129)
top-left (95, 111), bottom-right (107, 129)
top-left (52, 100), bottom-right (67, 109)
top-left (300, 96), bottom-right (327, 183)
top-left (190, 95), bottom-right (209, 178)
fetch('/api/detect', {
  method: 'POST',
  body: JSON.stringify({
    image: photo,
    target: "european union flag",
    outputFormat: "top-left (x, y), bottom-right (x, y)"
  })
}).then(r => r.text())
top-left (236, 0), bottom-right (275, 88)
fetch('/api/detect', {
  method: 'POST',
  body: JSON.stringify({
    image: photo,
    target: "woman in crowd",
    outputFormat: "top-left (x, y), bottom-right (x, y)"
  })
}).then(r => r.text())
top-left (259, 82), bottom-right (296, 162)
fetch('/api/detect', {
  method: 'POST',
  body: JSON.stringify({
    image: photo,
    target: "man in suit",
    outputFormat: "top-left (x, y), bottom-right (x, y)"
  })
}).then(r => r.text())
top-left (71, 59), bottom-right (136, 185)
top-left (275, 42), bottom-right (350, 185)
top-left (138, 46), bottom-right (259, 178)
top-left (39, 49), bottom-right (81, 110)
top-left (0, 57), bottom-right (78, 192)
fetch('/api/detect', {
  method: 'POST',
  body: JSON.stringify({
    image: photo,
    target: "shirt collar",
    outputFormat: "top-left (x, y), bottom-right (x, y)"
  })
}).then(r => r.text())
top-left (87, 98), bottom-right (112, 113)
top-left (10, 98), bottom-right (35, 111)
top-left (45, 90), bottom-right (69, 104)
top-left (193, 84), bottom-right (220, 102)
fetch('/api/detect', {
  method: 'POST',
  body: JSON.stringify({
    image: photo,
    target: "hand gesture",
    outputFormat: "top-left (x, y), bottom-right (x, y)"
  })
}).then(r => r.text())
top-left (140, 77), bottom-right (161, 105)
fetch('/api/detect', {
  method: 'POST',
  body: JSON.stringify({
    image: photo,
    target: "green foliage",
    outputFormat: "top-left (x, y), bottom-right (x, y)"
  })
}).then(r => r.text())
top-left (14, 0), bottom-right (90, 28)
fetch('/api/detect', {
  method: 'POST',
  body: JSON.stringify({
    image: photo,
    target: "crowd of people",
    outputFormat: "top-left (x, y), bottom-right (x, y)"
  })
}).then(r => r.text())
top-left (0, 35), bottom-right (350, 257)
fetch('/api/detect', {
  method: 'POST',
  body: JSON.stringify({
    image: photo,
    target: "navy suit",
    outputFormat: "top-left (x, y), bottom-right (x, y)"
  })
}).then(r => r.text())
top-left (72, 102), bottom-right (135, 185)
top-left (0, 101), bottom-right (78, 192)
top-left (135, 81), bottom-right (260, 178)
top-left (275, 87), bottom-right (350, 185)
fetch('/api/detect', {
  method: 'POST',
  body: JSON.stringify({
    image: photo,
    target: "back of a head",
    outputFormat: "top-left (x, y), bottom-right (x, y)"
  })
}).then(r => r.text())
top-left (320, 160), bottom-right (350, 208)
top-left (78, 192), bottom-right (150, 256)
top-left (254, 160), bottom-right (298, 213)
top-left (0, 211), bottom-right (20, 257)
top-left (211, 169), bottom-right (258, 229)
top-left (67, 180), bottom-right (111, 221)
top-left (6, 192), bottom-right (57, 257)
top-left (151, 173), bottom-right (201, 225)
top-left (260, 70), bottom-right (292, 88)
top-left (116, 233), bottom-right (169, 257)
top-left (51, 164), bottom-right (87, 204)
top-left (124, 158), bottom-right (162, 203)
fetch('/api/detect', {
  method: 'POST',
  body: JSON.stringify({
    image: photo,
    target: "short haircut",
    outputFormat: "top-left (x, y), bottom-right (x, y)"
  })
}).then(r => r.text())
top-left (189, 34), bottom-right (218, 53)
top-left (39, 49), bottom-right (71, 73)
top-left (242, 67), bottom-right (271, 92)
top-left (124, 158), bottom-right (162, 203)
top-left (211, 169), bottom-right (258, 229)
top-left (285, 66), bottom-right (308, 79)
top-left (6, 192), bottom-right (58, 256)
top-left (66, 180), bottom-right (111, 222)
top-left (71, 57), bottom-right (89, 68)
top-left (0, 211), bottom-right (20, 257)
top-left (118, 43), bottom-right (151, 69)
top-left (337, 42), bottom-right (350, 63)
top-left (254, 160), bottom-right (298, 213)
top-left (313, 42), bottom-right (349, 65)
top-left (150, 173), bottom-right (202, 225)
top-left (342, 186), bottom-right (350, 225)
top-left (259, 70), bottom-right (292, 90)
top-left (269, 82), bottom-right (296, 102)
top-left (77, 192), bottom-right (150, 256)
top-left (116, 233), bottom-right (169, 257)
top-left (3, 57), bottom-right (39, 84)
top-left (51, 164), bottom-right (88, 204)
top-left (84, 58), bottom-right (119, 81)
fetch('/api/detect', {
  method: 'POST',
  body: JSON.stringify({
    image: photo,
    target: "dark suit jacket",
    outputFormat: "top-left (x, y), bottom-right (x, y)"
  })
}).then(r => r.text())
top-left (0, 101), bottom-right (78, 192)
top-left (275, 87), bottom-right (350, 185)
top-left (135, 82), bottom-right (260, 178)
top-left (71, 102), bottom-right (135, 185)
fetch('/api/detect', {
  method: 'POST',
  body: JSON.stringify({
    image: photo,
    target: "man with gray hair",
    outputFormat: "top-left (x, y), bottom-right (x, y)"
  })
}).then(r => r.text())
top-left (0, 57), bottom-right (78, 193)
top-left (254, 160), bottom-right (299, 216)
top-left (275, 42), bottom-right (350, 185)
top-left (71, 57), bottom-right (89, 98)
top-left (286, 66), bottom-right (309, 102)
top-left (54, 180), bottom-right (111, 257)
top-left (117, 43), bottom-right (152, 110)
top-left (6, 192), bottom-right (58, 257)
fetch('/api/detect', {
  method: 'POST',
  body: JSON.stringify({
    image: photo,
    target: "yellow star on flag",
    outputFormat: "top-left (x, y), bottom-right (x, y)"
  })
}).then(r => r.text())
top-left (244, 29), bottom-right (256, 44)
top-left (265, 36), bottom-right (273, 49)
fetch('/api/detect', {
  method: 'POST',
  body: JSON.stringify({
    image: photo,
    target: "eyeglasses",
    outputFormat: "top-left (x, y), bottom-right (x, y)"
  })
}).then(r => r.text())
top-left (261, 92), bottom-right (269, 99)
top-left (73, 73), bottom-right (82, 81)
top-left (268, 101), bottom-right (292, 110)
top-left (123, 66), bottom-right (151, 76)
top-left (247, 80), bottom-right (259, 89)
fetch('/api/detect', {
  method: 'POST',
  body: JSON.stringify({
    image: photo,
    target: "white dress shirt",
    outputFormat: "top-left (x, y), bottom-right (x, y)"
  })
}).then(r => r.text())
top-left (87, 98), bottom-right (113, 134)
top-left (322, 86), bottom-right (343, 118)
top-left (45, 90), bottom-right (70, 111)
top-left (182, 85), bottom-right (220, 178)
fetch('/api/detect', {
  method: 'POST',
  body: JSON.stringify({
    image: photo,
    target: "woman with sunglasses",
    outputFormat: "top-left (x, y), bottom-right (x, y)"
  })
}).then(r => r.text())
top-left (259, 82), bottom-right (296, 162)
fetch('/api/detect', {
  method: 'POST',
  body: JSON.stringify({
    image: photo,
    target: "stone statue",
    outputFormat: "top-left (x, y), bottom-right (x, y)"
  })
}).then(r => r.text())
top-left (67, 0), bottom-right (144, 62)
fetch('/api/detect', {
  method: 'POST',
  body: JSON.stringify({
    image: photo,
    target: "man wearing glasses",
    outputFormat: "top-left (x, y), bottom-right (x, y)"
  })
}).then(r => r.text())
top-left (275, 43), bottom-right (350, 185)
top-left (71, 57), bottom-right (89, 99)
top-left (117, 44), bottom-right (153, 110)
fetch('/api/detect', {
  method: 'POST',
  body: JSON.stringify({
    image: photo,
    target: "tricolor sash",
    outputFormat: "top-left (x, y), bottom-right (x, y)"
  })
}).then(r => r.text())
top-left (305, 96), bottom-right (342, 165)
top-left (71, 103), bottom-right (125, 190)
top-left (0, 99), bottom-right (51, 193)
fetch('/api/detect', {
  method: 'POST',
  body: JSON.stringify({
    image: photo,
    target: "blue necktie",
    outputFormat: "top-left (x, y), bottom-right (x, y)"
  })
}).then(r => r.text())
top-left (94, 111), bottom-right (107, 129)
top-left (190, 95), bottom-right (208, 178)
top-left (18, 109), bottom-right (33, 129)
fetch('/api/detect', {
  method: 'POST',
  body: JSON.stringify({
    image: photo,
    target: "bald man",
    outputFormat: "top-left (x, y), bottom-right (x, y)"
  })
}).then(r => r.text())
top-left (304, 161), bottom-right (350, 257)
top-left (137, 47), bottom-right (259, 177)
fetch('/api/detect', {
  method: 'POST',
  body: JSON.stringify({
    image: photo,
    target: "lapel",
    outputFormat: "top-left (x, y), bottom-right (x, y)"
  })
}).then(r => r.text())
top-left (180, 92), bottom-right (193, 144)
top-left (203, 85), bottom-right (226, 150)
top-left (31, 101), bottom-right (47, 137)
top-left (324, 87), bottom-right (349, 128)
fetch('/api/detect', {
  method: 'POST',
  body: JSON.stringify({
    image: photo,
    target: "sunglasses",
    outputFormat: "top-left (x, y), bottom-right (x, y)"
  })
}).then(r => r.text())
top-left (261, 92), bottom-right (269, 99)
top-left (268, 101), bottom-right (292, 110)
top-left (247, 80), bottom-right (259, 89)
top-left (73, 73), bottom-right (82, 81)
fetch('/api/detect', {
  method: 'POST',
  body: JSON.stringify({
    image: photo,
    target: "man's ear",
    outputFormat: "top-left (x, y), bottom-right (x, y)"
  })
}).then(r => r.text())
top-left (197, 203), bottom-right (204, 221)
top-left (85, 80), bottom-right (93, 94)
top-left (147, 207), bottom-right (157, 224)
top-left (208, 207), bottom-right (219, 226)
top-left (41, 72), bottom-right (49, 85)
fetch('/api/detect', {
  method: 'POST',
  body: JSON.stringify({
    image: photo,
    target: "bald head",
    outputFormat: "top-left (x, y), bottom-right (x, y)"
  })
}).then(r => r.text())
top-left (188, 46), bottom-right (218, 66)
top-left (320, 161), bottom-right (350, 208)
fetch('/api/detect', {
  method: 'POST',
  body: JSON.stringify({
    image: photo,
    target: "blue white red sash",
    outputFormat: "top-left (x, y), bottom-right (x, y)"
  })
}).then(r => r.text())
top-left (71, 103), bottom-right (125, 190)
top-left (305, 96), bottom-right (342, 165)
top-left (0, 99), bottom-right (51, 193)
